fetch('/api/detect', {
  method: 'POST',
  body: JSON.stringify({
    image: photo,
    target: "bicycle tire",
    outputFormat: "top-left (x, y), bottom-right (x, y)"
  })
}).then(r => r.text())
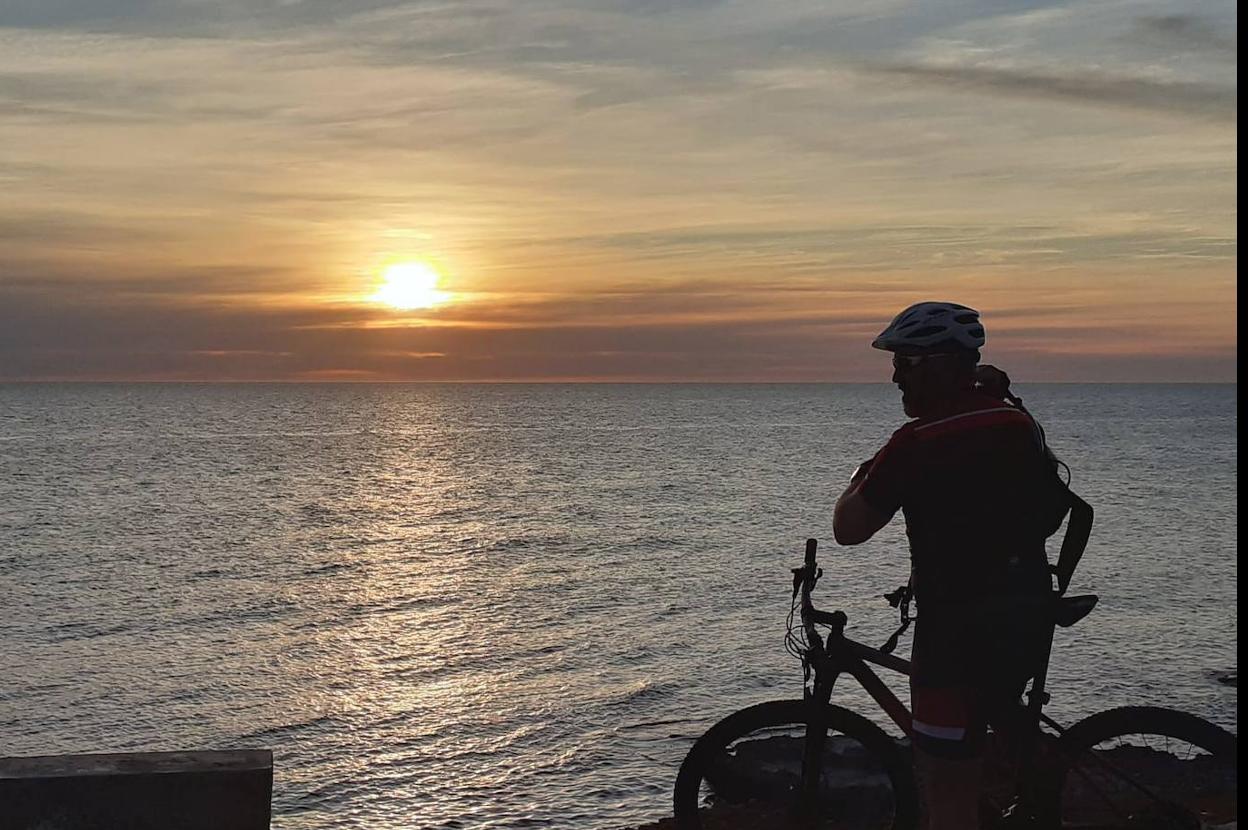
top-left (673, 699), bottom-right (919, 830)
top-left (1047, 706), bottom-right (1237, 829)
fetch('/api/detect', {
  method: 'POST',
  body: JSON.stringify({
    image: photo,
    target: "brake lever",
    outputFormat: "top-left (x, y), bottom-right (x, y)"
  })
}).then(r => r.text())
top-left (883, 584), bottom-right (911, 608)
top-left (792, 565), bottom-right (822, 597)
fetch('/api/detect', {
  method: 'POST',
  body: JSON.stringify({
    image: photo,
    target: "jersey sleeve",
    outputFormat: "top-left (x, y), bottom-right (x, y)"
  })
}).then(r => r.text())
top-left (859, 425), bottom-right (915, 518)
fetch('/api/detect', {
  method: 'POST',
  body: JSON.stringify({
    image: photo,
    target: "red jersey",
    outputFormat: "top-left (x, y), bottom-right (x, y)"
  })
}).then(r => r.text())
top-left (859, 391), bottom-right (1061, 607)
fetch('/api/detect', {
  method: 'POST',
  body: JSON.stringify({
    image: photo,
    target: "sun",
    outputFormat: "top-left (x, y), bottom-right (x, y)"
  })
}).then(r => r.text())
top-left (371, 262), bottom-right (449, 310)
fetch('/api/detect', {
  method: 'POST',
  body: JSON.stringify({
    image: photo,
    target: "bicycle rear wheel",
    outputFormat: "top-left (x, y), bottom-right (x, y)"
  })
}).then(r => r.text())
top-left (1049, 706), bottom-right (1237, 829)
top-left (673, 699), bottom-right (918, 829)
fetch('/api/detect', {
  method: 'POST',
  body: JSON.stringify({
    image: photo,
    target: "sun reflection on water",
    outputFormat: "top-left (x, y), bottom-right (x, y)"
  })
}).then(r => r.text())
top-left (4, 384), bottom-right (1238, 829)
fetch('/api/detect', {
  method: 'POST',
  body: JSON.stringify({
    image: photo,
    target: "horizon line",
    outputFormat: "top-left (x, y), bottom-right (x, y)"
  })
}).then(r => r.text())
top-left (0, 379), bottom-right (1237, 386)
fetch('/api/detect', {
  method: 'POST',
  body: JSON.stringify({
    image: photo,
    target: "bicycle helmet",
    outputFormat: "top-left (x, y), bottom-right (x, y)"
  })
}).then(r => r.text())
top-left (871, 301), bottom-right (985, 353)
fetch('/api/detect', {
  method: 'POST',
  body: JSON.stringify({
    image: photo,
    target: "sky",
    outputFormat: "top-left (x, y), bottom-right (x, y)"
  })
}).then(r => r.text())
top-left (0, 0), bottom-right (1237, 382)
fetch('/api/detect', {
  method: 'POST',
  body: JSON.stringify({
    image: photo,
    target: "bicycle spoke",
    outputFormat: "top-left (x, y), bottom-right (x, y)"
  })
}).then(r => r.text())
top-left (1055, 715), bottom-right (1236, 830)
top-left (1062, 749), bottom-right (1138, 827)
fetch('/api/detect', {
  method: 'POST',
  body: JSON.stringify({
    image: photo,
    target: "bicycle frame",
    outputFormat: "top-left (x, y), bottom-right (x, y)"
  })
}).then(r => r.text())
top-left (795, 539), bottom-right (914, 733)
top-left (808, 623), bottom-right (914, 734)
top-left (793, 538), bottom-right (1073, 815)
top-left (673, 539), bottom-right (1232, 830)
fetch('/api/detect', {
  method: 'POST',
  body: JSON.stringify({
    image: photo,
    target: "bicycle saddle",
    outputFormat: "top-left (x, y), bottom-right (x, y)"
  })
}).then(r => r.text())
top-left (1053, 594), bottom-right (1098, 627)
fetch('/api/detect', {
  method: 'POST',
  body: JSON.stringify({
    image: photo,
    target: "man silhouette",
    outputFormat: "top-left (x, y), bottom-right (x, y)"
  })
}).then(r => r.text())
top-left (833, 301), bottom-right (1061, 829)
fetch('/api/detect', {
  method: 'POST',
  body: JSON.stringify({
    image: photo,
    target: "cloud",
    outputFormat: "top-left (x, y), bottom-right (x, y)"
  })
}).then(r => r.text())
top-left (867, 62), bottom-right (1237, 122)
top-left (0, 262), bottom-right (1236, 382)
top-left (0, 1), bottom-right (1237, 382)
top-left (0, 0), bottom-right (430, 37)
top-left (0, 211), bottom-right (167, 244)
top-left (563, 224), bottom-right (1238, 269)
top-left (0, 282), bottom-right (878, 381)
top-left (1133, 15), bottom-right (1237, 57)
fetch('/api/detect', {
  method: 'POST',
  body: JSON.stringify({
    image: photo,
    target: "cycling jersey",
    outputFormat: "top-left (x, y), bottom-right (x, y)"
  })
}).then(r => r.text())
top-left (859, 390), bottom-right (1058, 606)
top-left (857, 389), bottom-right (1064, 757)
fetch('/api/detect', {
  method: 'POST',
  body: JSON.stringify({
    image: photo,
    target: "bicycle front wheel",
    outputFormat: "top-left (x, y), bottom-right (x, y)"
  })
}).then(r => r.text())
top-left (673, 699), bottom-right (918, 830)
top-left (1049, 706), bottom-right (1237, 829)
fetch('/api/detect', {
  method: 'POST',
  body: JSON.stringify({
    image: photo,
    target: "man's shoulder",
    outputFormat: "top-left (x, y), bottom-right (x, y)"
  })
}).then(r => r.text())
top-left (910, 392), bottom-right (1032, 440)
top-left (881, 419), bottom-right (921, 449)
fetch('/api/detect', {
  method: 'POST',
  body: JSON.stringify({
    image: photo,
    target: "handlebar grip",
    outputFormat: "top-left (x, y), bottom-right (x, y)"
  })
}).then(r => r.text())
top-left (805, 538), bottom-right (817, 567)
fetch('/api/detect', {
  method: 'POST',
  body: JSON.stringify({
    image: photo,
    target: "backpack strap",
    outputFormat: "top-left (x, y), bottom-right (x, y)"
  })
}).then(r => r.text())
top-left (1053, 490), bottom-right (1094, 595)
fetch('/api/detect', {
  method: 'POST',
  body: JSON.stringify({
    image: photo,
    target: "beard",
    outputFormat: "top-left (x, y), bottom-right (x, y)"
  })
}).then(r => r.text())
top-left (900, 386), bottom-right (930, 418)
top-left (902, 391), bottom-right (919, 417)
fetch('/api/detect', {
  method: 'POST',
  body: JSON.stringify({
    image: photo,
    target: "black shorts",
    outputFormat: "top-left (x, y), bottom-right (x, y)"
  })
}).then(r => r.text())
top-left (910, 601), bottom-right (1050, 759)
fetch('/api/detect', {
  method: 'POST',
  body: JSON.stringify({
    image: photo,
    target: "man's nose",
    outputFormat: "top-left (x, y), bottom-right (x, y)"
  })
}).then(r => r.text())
top-left (892, 366), bottom-right (903, 384)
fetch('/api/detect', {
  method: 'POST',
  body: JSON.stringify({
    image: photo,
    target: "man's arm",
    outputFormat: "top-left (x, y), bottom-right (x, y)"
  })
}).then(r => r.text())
top-left (833, 460), bottom-right (893, 545)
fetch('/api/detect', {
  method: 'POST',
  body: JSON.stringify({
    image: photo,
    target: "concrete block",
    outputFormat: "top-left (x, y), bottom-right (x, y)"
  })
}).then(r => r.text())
top-left (0, 749), bottom-right (272, 830)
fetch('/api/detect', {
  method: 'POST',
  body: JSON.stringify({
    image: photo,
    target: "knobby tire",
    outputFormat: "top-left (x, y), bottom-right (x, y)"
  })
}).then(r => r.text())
top-left (673, 699), bottom-right (919, 830)
top-left (1048, 705), bottom-right (1237, 829)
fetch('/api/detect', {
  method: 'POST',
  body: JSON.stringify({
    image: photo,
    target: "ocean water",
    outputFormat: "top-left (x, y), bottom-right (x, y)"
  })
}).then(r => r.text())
top-left (0, 383), bottom-right (1236, 830)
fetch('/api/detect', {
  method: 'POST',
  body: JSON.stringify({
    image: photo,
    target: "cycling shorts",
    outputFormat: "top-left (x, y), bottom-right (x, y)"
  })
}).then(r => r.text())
top-left (910, 607), bottom-right (1047, 759)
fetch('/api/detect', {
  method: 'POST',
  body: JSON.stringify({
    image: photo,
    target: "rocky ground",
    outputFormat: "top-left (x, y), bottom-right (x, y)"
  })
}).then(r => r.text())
top-left (626, 732), bottom-right (1238, 830)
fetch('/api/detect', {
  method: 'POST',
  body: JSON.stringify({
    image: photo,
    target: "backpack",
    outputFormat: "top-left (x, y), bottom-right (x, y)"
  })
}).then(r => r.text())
top-left (1004, 390), bottom-right (1093, 596)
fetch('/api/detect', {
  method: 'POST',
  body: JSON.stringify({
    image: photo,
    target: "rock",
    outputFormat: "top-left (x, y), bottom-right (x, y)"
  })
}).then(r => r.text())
top-left (1215, 671), bottom-right (1236, 687)
top-left (634, 730), bottom-right (1239, 830)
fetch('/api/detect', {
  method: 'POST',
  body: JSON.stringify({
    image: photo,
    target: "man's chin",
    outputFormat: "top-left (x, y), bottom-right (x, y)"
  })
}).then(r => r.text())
top-left (901, 393), bottom-right (921, 418)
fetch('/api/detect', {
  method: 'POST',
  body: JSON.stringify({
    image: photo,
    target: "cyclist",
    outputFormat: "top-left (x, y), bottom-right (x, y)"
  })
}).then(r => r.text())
top-left (832, 301), bottom-right (1068, 830)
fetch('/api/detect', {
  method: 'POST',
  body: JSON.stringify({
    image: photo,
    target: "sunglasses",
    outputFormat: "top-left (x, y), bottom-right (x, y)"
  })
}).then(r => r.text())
top-left (891, 354), bottom-right (927, 371)
top-left (891, 353), bottom-right (956, 371)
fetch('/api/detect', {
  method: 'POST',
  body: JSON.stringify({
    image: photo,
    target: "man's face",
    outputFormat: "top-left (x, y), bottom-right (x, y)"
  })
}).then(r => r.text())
top-left (891, 353), bottom-right (946, 417)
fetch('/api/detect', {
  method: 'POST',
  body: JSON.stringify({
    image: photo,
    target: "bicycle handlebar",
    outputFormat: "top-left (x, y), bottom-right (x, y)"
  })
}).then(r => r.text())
top-left (793, 539), bottom-right (847, 655)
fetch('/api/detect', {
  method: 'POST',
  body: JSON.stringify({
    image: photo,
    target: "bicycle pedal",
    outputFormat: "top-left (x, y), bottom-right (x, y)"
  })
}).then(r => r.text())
top-left (993, 803), bottom-right (1043, 829)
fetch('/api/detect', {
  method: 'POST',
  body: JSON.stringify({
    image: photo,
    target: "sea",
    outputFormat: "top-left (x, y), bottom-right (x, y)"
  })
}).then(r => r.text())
top-left (0, 383), bottom-right (1237, 829)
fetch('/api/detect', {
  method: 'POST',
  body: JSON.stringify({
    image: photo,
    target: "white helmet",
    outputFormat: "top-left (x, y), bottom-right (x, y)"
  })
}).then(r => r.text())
top-left (871, 301), bottom-right (985, 353)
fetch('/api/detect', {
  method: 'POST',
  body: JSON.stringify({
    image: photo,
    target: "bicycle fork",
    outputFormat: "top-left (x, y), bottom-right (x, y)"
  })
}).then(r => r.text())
top-left (798, 665), bottom-right (841, 818)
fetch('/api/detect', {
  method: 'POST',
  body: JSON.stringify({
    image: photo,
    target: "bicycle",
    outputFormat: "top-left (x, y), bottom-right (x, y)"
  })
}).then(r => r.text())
top-left (673, 538), bottom-right (1237, 829)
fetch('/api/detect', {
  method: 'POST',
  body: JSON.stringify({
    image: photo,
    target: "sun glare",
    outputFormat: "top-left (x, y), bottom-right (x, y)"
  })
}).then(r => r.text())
top-left (371, 262), bottom-right (449, 310)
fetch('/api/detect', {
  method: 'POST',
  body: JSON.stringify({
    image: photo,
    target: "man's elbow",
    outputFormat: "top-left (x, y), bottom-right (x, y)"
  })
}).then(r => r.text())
top-left (832, 512), bottom-right (870, 546)
top-left (833, 492), bottom-right (888, 545)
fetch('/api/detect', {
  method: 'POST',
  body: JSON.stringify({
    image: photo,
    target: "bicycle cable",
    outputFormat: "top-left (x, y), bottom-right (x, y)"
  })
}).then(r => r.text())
top-left (784, 590), bottom-right (807, 661)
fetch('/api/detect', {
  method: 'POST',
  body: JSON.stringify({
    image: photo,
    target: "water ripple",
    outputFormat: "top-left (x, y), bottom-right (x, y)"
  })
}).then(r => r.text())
top-left (0, 383), bottom-right (1236, 830)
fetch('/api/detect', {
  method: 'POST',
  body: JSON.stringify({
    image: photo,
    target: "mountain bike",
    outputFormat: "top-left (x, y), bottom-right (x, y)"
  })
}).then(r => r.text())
top-left (673, 539), bottom-right (1237, 829)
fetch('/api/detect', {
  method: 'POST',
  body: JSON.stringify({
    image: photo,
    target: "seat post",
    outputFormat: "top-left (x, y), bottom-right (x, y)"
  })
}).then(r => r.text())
top-left (1010, 618), bottom-right (1057, 816)
top-left (1026, 625), bottom-right (1054, 712)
